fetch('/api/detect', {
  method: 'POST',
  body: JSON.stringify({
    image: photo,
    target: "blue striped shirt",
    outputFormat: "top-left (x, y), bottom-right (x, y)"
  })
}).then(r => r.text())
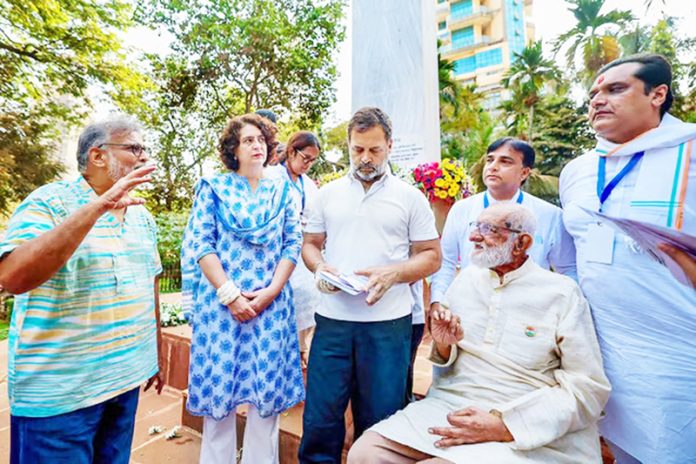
top-left (0, 176), bottom-right (162, 417)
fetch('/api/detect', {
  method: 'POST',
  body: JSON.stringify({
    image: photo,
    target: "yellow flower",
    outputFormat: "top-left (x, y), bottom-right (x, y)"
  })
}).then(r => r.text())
top-left (448, 185), bottom-right (459, 196)
top-left (434, 178), bottom-right (446, 188)
top-left (436, 189), bottom-right (448, 199)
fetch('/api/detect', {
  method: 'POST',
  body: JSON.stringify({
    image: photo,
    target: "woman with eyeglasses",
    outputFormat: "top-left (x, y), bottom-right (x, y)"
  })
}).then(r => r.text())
top-left (181, 114), bottom-right (304, 463)
top-left (266, 130), bottom-right (322, 368)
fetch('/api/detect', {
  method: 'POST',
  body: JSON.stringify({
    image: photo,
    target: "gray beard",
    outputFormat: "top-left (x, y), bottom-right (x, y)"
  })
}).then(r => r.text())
top-left (107, 157), bottom-right (130, 182)
top-left (352, 159), bottom-right (388, 182)
top-left (470, 237), bottom-right (516, 269)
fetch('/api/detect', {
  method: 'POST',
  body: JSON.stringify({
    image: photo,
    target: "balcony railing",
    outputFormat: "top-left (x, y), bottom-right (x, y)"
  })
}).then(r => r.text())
top-left (450, 6), bottom-right (495, 25)
top-left (439, 35), bottom-right (491, 56)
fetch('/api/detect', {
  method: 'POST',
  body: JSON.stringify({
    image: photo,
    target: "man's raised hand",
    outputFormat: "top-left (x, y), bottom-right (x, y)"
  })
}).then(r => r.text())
top-left (96, 164), bottom-right (156, 211)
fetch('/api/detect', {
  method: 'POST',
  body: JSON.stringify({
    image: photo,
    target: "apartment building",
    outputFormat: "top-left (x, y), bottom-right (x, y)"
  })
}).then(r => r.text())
top-left (437, 0), bottom-right (534, 107)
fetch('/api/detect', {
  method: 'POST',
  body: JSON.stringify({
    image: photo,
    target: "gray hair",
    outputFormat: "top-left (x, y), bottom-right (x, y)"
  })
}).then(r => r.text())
top-left (347, 107), bottom-right (392, 142)
top-left (484, 203), bottom-right (537, 236)
top-left (76, 116), bottom-right (142, 173)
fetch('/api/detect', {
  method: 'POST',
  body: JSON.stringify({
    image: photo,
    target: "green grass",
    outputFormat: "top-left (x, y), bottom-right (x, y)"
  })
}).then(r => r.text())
top-left (0, 319), bottom-right (9, 341)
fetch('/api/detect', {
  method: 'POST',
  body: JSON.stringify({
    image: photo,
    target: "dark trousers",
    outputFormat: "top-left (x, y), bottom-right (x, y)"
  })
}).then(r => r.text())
top-left (406, 323), bottom-right (425, 402)
top-left (11, 387), bottom-right (140, 464)
top-left (299, 313), bottom-right (412, 464)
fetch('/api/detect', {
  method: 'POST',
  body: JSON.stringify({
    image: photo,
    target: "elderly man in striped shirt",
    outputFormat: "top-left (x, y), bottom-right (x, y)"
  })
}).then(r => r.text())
top-left (0, 117), bottom-right (163, 464)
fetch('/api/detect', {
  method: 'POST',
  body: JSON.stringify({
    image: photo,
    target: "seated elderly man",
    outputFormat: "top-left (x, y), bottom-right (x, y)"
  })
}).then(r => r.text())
top-left (348, 203), bottom-right (611, 463)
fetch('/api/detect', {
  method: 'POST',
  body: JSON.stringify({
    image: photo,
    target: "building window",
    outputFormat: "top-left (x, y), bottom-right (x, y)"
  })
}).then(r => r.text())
top-left (476, 48), bottom-right (503, 68)
top-left (453, 47), bottom-right (503, 75)
top-left (451, 26), bottom-right (474, 50)
top-left (438, 21), bottom-right (447, 30)
top-left (454, 55), bottom-right (476, 75)
top-left (451, 0), bottom-right (473, 20)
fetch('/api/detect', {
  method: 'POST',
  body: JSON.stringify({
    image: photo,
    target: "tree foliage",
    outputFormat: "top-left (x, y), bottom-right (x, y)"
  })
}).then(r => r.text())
top-left (137, 0), bottom-right (345, 128)
top-left (554, 0), bottom-right (633, 85)
top-left (0, 0), bottom-right (146, 116)
top-left (0, 0), bottom-right (150, 215)
top-left (502, 41), bottom-right (561, 142)
top-left (0, 110), bottom-right (65, 215)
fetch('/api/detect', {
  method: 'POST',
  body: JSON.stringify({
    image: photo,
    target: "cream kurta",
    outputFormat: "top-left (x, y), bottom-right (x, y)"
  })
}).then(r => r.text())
top-left (371, 259), bottom-right (611, 463)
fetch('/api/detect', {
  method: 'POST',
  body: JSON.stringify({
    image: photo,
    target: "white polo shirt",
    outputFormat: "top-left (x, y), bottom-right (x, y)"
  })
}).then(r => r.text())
top-left (304, 173), bottom-right (438, 322)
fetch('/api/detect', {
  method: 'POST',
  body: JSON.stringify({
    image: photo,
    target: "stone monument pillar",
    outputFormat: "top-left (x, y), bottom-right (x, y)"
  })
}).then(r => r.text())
top-left (352, 0), bottom-right (441, 169)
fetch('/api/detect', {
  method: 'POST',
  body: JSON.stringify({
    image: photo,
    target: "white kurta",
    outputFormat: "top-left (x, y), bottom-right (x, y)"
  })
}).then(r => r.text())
top-left (559, 115), bottom-right (696, 463)
top-left (371, 259), bottom-right (610, 463)
top-left (430, 190), bottom-right (577, 304)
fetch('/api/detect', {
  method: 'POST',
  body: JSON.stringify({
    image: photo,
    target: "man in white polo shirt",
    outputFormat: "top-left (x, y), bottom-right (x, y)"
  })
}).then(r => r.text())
top-left (430, 137), bottom-right (576, 317)
top-left (299, 107), bottom-right (441, 463)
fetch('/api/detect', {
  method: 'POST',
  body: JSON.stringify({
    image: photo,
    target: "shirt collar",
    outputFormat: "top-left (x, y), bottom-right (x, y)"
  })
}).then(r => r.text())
top-left (485, 189), bottom-right (522, 205)
top-left (75, 175), bottom-right (98, 201)
top-left (487, 256), bottom-right (535, 288)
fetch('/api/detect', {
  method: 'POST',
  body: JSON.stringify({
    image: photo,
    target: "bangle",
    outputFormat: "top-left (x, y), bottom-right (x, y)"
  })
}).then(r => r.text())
top-left (217, 280), bottom-right (241, 306)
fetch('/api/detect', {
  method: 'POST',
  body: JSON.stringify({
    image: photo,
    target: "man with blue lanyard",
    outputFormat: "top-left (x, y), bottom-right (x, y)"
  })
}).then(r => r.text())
top-left (559, 54), bottom-right (696, 464)
top-left (430, 137), bottom-right (577, 316)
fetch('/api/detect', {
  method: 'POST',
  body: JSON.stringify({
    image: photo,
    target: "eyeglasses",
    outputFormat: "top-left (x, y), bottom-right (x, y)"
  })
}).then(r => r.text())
top-left (99, 143), bottom-right (147, 157)
top-left (469, 221), bottom-right (521, 237)
top-left (296, 149), bottom-right (320, 165)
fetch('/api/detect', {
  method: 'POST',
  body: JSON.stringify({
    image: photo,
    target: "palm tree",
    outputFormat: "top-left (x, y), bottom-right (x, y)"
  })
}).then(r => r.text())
top-left (553, 0), bottom-right (633, 84)
top-left (438, 44), bottom-right (462, 117)
top-left (501, 41), bottom-right (561, 142)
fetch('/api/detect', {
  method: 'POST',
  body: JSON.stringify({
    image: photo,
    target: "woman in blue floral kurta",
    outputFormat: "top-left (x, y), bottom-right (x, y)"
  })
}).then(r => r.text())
top-left (181, 114), bottom-right (304, 464)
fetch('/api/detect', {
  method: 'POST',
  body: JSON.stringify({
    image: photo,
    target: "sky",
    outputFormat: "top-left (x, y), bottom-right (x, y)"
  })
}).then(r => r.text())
top-left (121, 0), bottom-right (695, 126)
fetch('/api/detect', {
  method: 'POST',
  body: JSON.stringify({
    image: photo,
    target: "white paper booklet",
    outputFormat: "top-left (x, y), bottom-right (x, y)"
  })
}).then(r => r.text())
top-left (593, 210), bottom-right (696, 288)
top-left (318, 271), bottom-right (368, 295)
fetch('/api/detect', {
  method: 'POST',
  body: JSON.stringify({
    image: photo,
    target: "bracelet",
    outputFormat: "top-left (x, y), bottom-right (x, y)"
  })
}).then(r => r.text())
top-left (217, 280), bottom-right (241, 306)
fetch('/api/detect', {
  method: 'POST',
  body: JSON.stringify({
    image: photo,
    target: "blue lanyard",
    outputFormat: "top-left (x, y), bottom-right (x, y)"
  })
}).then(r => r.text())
top-left (596, 151), bottom-right (644, 211)
top-left (283, 164), bottom-right (306, 211)
top-left (483, 190), bottom-right (524, 209)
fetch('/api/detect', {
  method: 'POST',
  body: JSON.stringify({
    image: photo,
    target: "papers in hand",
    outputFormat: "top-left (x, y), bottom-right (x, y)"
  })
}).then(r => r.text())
top-left (593, 210), bottom-right (696, 287)
top-left (318, 271), bottom-right (368, 295)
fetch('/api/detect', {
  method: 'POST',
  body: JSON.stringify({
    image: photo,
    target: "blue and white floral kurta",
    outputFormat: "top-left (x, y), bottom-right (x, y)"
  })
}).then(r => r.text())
top-left (181, 172), bottom-right (304, 420)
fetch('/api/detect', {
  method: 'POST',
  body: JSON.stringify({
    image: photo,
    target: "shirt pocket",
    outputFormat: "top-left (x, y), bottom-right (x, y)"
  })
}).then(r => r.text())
top-left (497, 318), bottom-right (557, 371)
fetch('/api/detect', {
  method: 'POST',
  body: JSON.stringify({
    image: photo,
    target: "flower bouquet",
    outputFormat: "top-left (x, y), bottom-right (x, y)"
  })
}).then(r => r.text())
top-left (412, 159), bottom-right (475, 233)
top-left (412, 159), bottom-right (474, 205)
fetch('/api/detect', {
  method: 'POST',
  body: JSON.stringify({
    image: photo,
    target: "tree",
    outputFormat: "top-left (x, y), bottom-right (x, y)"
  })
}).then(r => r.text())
top-left (0, 0), bottom-right (146, 118)
top-left (501, 41), bottom-right (561, 142)
top-left (138, 0), bottom-right (345, 128)
top-left (534, 96), bottom-right (595, 177)
top-left (438, 49), bottom-right (462, 117)
top-left (125, 55), bottom-right (221, 215)
top-left (0, 0), bottom-right (151, 215)
top-left (619, 23), bottom-right (652, 56)
top-left (553, 0), bottom-right (633, 85)
top-left (0, 110), bottom-right (65, 215)
top-left (437, 51), bottom-right (488, 161)
top-left (322, 120), bottom-right (349, 165)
